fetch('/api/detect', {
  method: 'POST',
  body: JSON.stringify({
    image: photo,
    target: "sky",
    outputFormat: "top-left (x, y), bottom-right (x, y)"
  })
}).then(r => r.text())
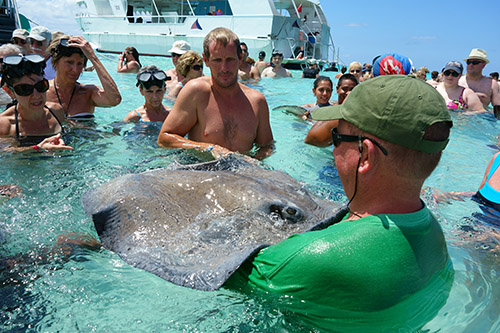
top-left (15, 0), bottom-right (500, 73)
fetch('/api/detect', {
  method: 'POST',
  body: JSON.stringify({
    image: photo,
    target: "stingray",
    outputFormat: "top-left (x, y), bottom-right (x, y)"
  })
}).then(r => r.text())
top-left (273, 105), bottom-right (311, 116)
top-left (82, 156), bottom-right (347, 291)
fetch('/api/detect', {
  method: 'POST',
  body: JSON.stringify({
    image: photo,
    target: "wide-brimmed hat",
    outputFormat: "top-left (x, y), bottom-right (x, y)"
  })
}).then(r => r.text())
top-left (312, 75), bottom-right (452, 153)
top-left (464, 48), bottom-right (489, 64)
top-left (168, 40), bottom-right (191, 55)
top-left (28, 26), bottom-right (52, 42)
top-left (12, 28), bottom-right (29, 40)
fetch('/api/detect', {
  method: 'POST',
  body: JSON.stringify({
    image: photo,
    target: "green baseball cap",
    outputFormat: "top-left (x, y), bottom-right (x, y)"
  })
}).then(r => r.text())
top-left (312, 75), bottom-right (452, 153)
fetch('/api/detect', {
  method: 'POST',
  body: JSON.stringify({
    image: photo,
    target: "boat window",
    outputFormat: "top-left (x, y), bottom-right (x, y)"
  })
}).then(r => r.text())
top-left (193, 1), bottom-right (232, 16)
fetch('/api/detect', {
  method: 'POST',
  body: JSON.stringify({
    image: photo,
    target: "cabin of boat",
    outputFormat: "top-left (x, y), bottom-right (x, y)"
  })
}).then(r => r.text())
top-left (75, 0), bottom-right (334, 62)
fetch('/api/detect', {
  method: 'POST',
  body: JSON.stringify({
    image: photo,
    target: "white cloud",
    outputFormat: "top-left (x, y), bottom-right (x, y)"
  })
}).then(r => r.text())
top-left (17, 0), bottom-right (81, 35)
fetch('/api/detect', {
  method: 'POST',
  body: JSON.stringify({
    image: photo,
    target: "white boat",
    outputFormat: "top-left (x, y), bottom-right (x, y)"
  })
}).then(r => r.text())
top-left (74, 0), bottom-right (335, 64)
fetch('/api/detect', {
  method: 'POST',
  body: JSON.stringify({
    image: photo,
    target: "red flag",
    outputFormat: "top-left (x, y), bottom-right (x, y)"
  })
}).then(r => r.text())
top-left (297, 4), bottom-right (302, 13)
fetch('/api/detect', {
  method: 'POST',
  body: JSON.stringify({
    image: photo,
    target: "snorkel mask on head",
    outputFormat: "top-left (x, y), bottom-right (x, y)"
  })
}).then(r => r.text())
top-left (136, 70), bottom-right (170, 89)
top-left (54, 38), bottom-right (84, 58)
top-left (0, 54), bottom-right (46, 87)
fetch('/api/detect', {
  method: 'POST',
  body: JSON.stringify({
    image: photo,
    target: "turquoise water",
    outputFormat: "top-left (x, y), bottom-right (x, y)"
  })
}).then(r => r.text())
top-left (1, 54), bottom-right (500, 331)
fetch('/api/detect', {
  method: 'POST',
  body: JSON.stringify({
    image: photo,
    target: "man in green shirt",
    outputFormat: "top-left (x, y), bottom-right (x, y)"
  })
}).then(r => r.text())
top-left (226, 75), bottom-right (454, 331)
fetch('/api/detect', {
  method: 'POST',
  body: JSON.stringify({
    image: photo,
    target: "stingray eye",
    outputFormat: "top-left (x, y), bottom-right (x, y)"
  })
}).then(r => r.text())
top-left (286, 207), bottom-right (297, 215)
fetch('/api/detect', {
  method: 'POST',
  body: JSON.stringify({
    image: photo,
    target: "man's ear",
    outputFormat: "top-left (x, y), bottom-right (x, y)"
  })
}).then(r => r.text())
top-left (358, 139), bottom-right (377, 174)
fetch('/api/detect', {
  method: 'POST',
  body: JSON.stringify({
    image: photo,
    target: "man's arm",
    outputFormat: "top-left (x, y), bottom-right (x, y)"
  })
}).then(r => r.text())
top-left (491, 79), bottom-right (500, 109)
top-left (252, 92), bottom-right (274, 159)
top-left (304, 120), bottom-right (338, 147)
top-left (250, 66), bottom-right (261, 80)
top-left (464, 89), bottom-right (487, 113)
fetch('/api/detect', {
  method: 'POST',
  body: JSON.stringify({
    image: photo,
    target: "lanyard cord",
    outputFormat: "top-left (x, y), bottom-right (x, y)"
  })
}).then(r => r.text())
top-left (54, 82), bottom-right (77, 117)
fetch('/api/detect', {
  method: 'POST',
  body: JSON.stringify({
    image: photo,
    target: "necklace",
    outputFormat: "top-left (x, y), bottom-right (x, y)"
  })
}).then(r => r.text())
top-left (54, 82), bottom-right (77, 117)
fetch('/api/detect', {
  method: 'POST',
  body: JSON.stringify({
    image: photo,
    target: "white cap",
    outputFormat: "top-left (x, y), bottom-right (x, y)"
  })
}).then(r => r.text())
top-left (28, 26), bottom-right (52, 42)
top-left (168, 40), bottom-right (191, 55)
top-left (12, 28), bottom-right (29, 40)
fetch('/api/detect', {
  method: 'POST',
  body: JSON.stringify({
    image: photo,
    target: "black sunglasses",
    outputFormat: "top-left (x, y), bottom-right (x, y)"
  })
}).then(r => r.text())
top-left (13, 38), bottom-right (27, 45)
top-left (172, 53), bottom-right (182, 58)
top-left (443, 70), bottom-right (460, 77)
top-left (191, 64), bottom-right (203, 71)
top-left (331, 128), bottom-right (388, 155)
top-left (466, 60), bottom-right (484, 65)
top-left (10, 78), bottom-right (49, 96)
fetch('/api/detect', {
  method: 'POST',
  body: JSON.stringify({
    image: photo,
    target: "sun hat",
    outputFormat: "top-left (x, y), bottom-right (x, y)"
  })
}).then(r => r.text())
top-left (11, 28), bottom-right (29, 40)
top-left (168, 40), bottom-right (191, 55)
top-left (372, 53), bottom-right (413, 76)
top-left (28, 26), bottom-right (52, 42)
top-left (443, 61), bottom-right (463, 74)
top-left (312, 75), bottom-right (452, 153)
top-left (464, 48), bottom-right (489, 64)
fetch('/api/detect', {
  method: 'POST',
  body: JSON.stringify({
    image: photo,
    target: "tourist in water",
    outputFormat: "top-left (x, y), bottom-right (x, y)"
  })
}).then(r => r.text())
top-left (165, 40), bottom-right (191, 88)
top-left (459, 48), bottom-right (500, 111)
top-left (166, 51), bottom-right (204, 100)
top-left (117, 46), bottom-right (141, 73)
top-left (334, 65), bottom-right (347, 79)
top-left (0, 54), bottom-right (72, 151)
top-left (0, 44), bottom-right (25, 107)
top-left (301, 61), bottom-right (319, 79)
top-left (238, 42), bottom-right (260, 81)
top-left (254, 51), bottom-right (268, 74)
top-left (490, 72), bottom-right (499, 82)
top-left (123, 66), bottom-right (170, 123)
top-left (298, 76), bottom-right (334, 121)
top-left (348, 61), bottom-right (363, 82)
top-left (304, 74), bottom-right (358, 146)
top-left (227, 75), bottom-right (453, 331)
top-left (11, 29), bottom-right (31, 54)
top-left (261, 51), bottom-right (292, 78)
top-left (157, 27), bottom-right (274, 160)
top-left (436, 61), bottom-right (485, 113)
top-left (427, 70), bottom-right (440, 87)
top-left (45, 35), bottom-right (121, 121)
top-left (28, 26), bottom-right (56, 80)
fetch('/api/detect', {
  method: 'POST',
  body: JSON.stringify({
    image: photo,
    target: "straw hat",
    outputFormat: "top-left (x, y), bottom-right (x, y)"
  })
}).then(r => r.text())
top-left (464, 48), bottom-right (490, 64)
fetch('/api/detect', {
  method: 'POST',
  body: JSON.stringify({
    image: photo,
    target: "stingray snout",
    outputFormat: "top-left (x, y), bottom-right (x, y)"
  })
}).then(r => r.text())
top-left (267, 202), bottom-right (304, 223)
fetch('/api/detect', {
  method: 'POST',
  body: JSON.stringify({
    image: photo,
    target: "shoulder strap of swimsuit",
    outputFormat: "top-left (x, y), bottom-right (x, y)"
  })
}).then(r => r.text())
top-left (44, 105), bottom-right (65, 134)
top-left (487, 154), bottom-right (500, 180)
top-left (14, 103), bottom-right (20, 140)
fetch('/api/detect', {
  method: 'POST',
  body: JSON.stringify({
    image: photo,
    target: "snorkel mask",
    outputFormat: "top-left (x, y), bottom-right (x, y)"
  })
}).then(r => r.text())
top-left (54, 38), bottom-right (85, 58)
top-left (0, 54), bottom-right (46, 87)
top-left (136, 70), bottom-right (170, 89)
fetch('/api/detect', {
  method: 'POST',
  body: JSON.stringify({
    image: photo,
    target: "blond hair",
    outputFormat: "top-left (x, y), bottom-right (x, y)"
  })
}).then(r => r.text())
top-left (176, 51), bottom-right (203, 77)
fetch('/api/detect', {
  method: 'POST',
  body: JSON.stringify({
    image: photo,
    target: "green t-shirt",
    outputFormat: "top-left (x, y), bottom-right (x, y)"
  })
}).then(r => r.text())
top-left (226, 205), bottom-right (454, 331)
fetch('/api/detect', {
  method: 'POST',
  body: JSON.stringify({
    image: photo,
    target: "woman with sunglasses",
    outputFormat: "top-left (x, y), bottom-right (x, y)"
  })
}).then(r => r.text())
top-left (0, 54), bottom-right (72, 151)
top-left (436, 61), bottom-right (485, 113)
top-left (45, 35), bottom-right (121, 120)
top-left (117, 46), bottom-right (141, 73)
top-left (166, 51), bottom-right (204, 100)
top-left (123, 66), bottom-right (170, 122)
top-left (348, 61), bottom-right (363, 82)
top-left (304, 74), bottom-right (359, 146)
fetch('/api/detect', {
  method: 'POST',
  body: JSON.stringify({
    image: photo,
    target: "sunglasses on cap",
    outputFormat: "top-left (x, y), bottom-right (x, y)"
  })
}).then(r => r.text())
top-left (191, 64), bottom-right (203, 71)
top-left (443, 70), bottom-right (460, 77)
top-left (331, 128), bottom-right (388, 155)
top-left (272, 52), bottom-right (283, 58)
top-left (136, 70), bottom-right (170, 88)
top-left (0, 54), bottom-right (46, 84)
top-left (2, 54), bottom-right (44, 66)
top-left (55, 38), bottom-right (84, 57)
top-left (9, 78), bottom-right (49, 96)
top-left (466, 60), bottom-right (484, 65)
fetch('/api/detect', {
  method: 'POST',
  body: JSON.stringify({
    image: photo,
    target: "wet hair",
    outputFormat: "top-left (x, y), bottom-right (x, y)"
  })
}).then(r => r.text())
top-left (490, 72), bottom-right (499, 80)
top-left (176, 51), bottom-right (203, 77)
top-left (340, 65), bottom-right (347, 74)
top-left (203, 27), bottom-right (241, 60)
top-left (258, 51), bottom-right (265, 59)
top-left (125, 46), bottom-right (141, 67)
top-left (337, 73), bottom-right (358, 88)
top-left (48, 35), bottom-right (88, 68)
top-left (431, 71), bottom-right (439, 79)
top-left (313, 76), bottom-right (332, 90)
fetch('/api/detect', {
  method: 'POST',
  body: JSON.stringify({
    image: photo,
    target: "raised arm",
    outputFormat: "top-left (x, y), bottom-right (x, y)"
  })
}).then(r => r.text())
top-left (305, 120), bottom-right (338, 147)
top-left (69, 36), bottom-right (122, 107)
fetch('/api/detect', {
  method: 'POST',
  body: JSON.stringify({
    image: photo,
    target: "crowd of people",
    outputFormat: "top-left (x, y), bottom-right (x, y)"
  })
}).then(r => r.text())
top-left (1, 24), bottom-right (500, 330)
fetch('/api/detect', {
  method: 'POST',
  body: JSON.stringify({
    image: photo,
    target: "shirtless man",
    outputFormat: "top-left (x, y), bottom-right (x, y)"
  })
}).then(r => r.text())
top-left (165, 40), bottom-right (191, 88)
top-left (261, 51), bottom-right (292, 78)
top-left (157, 27), bottom-right (274, 160)
top-left (254, 51), bottom-right (268, 74)
top-left (459, 49), bottom-right (500, 113)
top-left (238, 42), bottom-right (260, 81)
